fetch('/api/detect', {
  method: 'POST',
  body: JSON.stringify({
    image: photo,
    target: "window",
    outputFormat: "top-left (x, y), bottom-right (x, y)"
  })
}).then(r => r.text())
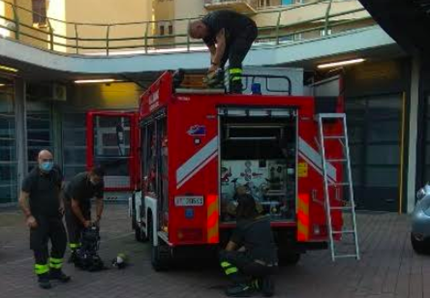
top-left (260, 0), bottom-right (271, 7)
top-left (159, 25), bottom-right (165, 36)
top-left (320, 29), bottom-right (332, 36)
top-left (168, 24), bottom-right (173, 35)
top-left (26, 100), bottom-right (53, 172)
top-left (32, 0), bottom-right (47, 26)
top-left (62, 113), bottom-right (86, 180)
top-left (142, 123), bottom-right (156, 193)
top-left (0, 83), bottom-right (17, 204)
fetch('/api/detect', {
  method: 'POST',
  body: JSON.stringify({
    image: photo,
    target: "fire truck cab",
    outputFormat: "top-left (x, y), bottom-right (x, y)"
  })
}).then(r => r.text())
top-left (130, 71), bottom-right (347, 270)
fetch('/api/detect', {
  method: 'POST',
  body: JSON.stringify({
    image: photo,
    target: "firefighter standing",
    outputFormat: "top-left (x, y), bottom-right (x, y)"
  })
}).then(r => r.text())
top-left (63, 167), bottom-right (105, 262)
top-left (188, 10), bottom-right (258, 94)
top-left (19, 150), bottom-right (71, 289)
top-left (219, 194), bottom-right (278, 297)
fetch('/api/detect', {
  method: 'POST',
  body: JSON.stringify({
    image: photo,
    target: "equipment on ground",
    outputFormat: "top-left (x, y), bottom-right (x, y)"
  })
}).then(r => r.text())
top-left (112, 253), bottom-right (128, 269)
top-left (73, 225), bottom-right (105, 272)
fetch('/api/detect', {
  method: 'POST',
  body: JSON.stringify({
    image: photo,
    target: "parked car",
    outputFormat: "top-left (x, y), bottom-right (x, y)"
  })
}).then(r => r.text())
top-left (411, 183), bottom-right (430, 254)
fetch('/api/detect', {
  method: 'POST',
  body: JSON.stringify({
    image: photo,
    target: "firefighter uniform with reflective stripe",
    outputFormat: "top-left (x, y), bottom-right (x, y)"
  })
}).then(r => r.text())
top-left (63, 171), bottom-right (104, 255)
top-left (202, 10), bottom-right (258, 93)
top-left (220, 215), bottom-right (278, 297)
top-left (21, 165), bottom-right (68, 285)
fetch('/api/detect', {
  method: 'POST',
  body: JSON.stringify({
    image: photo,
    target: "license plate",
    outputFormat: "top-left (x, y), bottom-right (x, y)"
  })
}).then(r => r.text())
top-left (175, 196), bottom-right (204, 206)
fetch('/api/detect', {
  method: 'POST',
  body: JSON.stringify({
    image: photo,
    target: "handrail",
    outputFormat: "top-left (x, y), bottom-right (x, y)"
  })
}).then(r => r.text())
top-left (0, 0), bottom-right (372, 56)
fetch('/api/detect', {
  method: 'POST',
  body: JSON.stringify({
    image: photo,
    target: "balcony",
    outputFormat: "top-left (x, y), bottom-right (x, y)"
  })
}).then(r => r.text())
top-left (204, 0), bottom-right (258, 15)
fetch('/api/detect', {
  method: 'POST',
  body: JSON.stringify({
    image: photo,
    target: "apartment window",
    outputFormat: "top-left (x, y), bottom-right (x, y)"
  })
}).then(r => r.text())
top-left (32, 0), bottom-right (47, 27)
top-left (168, 24), bottom-right (173, 35)
top-left (159, 25), bottom-right (165, 36)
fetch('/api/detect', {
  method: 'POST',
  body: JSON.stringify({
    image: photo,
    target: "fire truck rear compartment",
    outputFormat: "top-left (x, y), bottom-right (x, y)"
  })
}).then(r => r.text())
top-left (219, 108), bottom-right (297, 223)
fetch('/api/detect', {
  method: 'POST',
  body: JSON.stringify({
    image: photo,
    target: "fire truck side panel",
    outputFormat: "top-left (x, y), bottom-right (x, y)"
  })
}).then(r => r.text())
top-left (168, 95), bottom-right (220, 245)
top-left (296, 110), bottom-right (344, 242)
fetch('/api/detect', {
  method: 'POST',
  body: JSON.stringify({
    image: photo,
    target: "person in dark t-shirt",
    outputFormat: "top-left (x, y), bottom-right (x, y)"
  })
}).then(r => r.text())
top-left (63, 166), bottom-right (105, 262)
top-left (188, 10), bottom-right (258, 94)
top-left (219, 194), bottom-right (278, 297)
top-left (19, 149), bottom-right (71, 289)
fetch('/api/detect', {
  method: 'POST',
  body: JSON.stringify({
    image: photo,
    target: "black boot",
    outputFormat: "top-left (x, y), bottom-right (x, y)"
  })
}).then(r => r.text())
top-left (68, 251), bottom-right (78, 264)
top-left (260, 276), bottom-right (274, 297)
top-left (206, 69), bottom-right (225, 88)
top-left (225, 283), bottom-right (253, 297)
top-left (38, 273), bottom-right (52, 289)
top-left (50, 269), bottom-right (71, 283)
top-left (229, 80), bottom-right (243, 94)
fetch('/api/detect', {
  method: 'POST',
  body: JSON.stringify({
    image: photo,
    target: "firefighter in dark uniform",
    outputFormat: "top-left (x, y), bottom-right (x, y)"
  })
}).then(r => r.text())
top-left (220, 194), bottom-right (278, 297)
top-left (19, 150), bottom-right (71, 289)
top-left (188, 10), bottom-right (258, 94)
top-left (63, 167), bottom-right (105, 262)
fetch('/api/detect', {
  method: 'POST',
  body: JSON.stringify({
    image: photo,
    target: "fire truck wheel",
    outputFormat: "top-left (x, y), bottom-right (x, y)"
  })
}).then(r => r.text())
top-left (279, 252), bottom-right (301, 266)
top-left (148, 214), bottom-right (170, 271)
top-left (151, 244), bottom-right (170, 271)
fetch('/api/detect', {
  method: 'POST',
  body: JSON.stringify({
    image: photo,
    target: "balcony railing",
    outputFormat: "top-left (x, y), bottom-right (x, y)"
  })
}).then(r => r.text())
top-left (0, 0), bottom-right (373, 56)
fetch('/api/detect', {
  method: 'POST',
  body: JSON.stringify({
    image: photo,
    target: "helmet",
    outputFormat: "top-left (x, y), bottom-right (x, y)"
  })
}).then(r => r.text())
top-left (112, 253), bottom-right (128, 269)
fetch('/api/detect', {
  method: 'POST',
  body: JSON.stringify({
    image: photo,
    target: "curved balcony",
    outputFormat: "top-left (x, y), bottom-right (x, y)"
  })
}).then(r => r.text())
top-left (0, 0), bottom-right (400, 79)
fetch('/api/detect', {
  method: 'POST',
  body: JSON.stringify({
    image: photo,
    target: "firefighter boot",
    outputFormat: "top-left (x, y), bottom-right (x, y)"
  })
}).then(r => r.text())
top-left (68, 250), bottom-right (78, 264)
top-left (229, 79), bottom-right (243, 94)
top-left (205, 69), bottom-right (225, 88)
top-left (38, 273), bottom-right (52, 289)
top-left (50, 268), bottom-right (71, 282)
top-left (225, 283), bottom-right (253, 297)
top-left (260, 276), bottom-right (274, 297)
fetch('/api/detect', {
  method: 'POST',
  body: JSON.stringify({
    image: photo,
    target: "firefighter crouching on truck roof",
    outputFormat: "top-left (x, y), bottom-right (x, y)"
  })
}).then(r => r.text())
top-left (188, 10), bottom-right (258, 94)
top-left (219, 194), bottom-right (278, 297)
top-left (19, 149), bottom-right (71, 289)
top-left (63, 166), bottom-right (105, 263)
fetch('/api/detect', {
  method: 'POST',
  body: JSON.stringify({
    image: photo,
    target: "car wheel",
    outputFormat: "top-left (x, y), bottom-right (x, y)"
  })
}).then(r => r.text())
top-left (411, 233), bottom-right (426, 254)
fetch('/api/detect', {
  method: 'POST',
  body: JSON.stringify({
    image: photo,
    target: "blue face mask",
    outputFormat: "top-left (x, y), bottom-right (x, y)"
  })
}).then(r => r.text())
top-left (40, 161), bottom-right (54, 172)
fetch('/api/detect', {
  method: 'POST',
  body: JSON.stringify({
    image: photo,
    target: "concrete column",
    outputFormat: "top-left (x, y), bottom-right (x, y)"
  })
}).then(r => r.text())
top-left (407, 55), bottom-right (420, 213)
top-left (14, 78), bottom-right (27, 194)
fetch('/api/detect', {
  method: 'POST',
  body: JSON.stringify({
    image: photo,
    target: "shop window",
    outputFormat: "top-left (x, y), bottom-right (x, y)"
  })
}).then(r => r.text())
top-left (365, 167), bottom-right (399, 187)
top-left (0, 84), bottom-right (17, 204)
top-left (26, 101), bottom-right (53, 172)
top-left (62, 113), bottom-right (87, 180)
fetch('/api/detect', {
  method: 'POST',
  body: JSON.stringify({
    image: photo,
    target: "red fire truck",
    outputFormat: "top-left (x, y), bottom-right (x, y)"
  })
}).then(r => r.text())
top-left (124, 70), bottom-right (360, 270)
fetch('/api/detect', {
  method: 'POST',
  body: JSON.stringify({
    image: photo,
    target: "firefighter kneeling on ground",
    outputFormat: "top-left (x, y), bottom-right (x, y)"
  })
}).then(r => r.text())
top-left (220, 194), bottom-right (278, 297)
top-left (63, 166), bottom-right (105, 262)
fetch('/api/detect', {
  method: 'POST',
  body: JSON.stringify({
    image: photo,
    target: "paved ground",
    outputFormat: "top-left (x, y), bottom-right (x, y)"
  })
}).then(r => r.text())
top-left (0, 205), bottom-right (429, 298)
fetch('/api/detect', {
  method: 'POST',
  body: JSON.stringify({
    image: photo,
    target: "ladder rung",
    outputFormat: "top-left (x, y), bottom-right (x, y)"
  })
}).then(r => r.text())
top-left (330, 206), bottom-right (353, 211)
top-left (326, 158), bottom-right (347, 163)
top-left (329, 182), bottom-right (350, 186)
top-left (324, 135), bottom-right (345, 139)
top-left (332, 230), bottom-right (355, 235)
top-left (334, 254), bottom-right (358, 259)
